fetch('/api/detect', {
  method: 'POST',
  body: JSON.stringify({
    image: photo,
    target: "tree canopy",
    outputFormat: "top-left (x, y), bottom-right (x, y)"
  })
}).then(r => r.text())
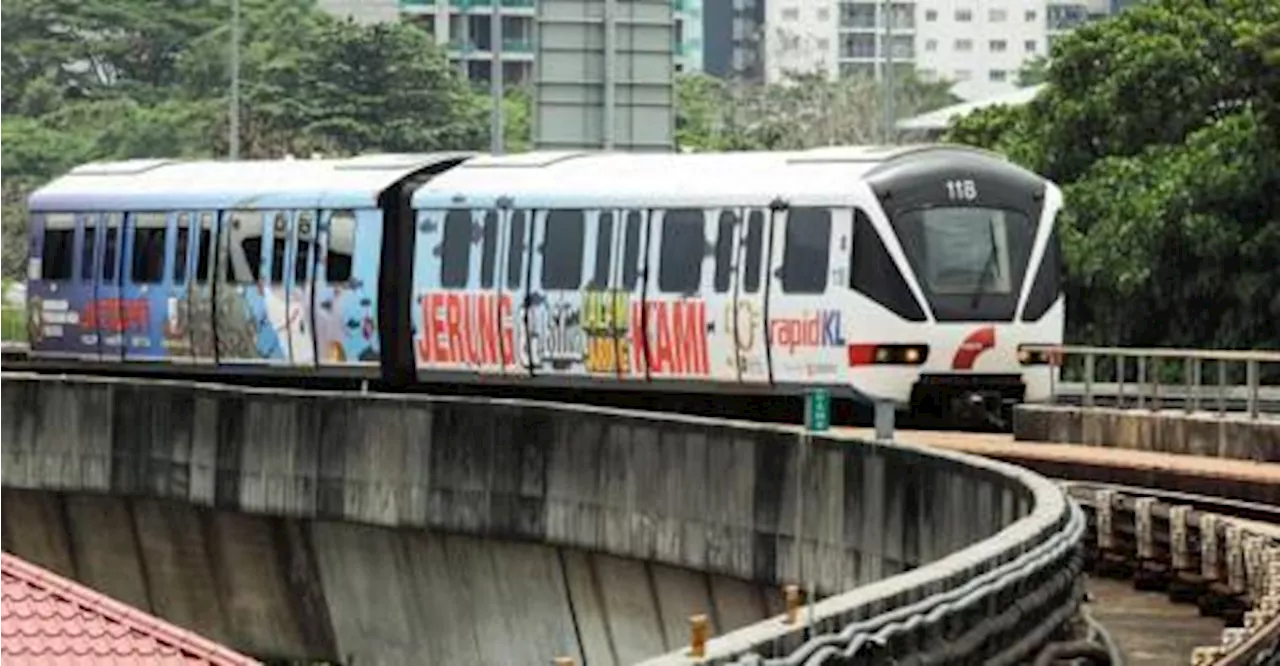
top-left (945, 0), bottom-right (1280, 351)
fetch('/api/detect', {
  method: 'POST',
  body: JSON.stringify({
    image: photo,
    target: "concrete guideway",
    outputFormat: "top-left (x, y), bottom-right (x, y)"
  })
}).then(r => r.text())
top-left (0, 372), bottom-right (1084, 665)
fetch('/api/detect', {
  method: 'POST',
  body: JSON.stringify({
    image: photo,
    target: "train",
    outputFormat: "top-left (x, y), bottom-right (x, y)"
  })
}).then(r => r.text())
top-left (21, 144), bottom-right (1064, 426)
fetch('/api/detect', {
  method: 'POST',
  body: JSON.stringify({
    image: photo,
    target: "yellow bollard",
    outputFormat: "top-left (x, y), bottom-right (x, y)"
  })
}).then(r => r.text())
top-left (689, 613), bottom-right (709, 658)
top-left (784, 584), bottom-right (801, 625)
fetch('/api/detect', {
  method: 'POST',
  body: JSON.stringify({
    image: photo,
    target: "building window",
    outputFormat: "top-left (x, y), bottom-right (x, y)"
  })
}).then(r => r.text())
top-left (925, 38), bottom-right (937, 51)
top-left (781, 7), bottom-right (798, 20)
top-left (955, 8), bottom-right (972, 21)
top-left (816, 7), bottom-right (829, 20)
top-left (989, 69), bottom-right (1008, 82)
top-left (955, 38), bottom-right (973, 51)
top-left (955, 69), bottom-right (972, 81)
top-left (925, 8), bottom-right (937, 20)
top-left (989, 39), bottom-right (1007, 52)
top-left (1025, 9), bottom-right (1037, 21)
top-left (816, 38), bottom-right (829, 51)
top-left (988, 8), bottom-right (1007, 21)
top-left (1025, 39), bottom-right (1037, 52)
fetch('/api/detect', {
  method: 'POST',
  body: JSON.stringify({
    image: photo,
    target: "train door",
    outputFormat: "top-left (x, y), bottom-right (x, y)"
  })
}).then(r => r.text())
top-left (188, 212), bottom-right (218, 365)
top-left (473, 207), bottom-right (517, 377)
top-left (527, 209), bottom-right (588, 378)
top-left (731, 208), bottom-right (770, 385)
top-left (641, 209), bottom-right (713, 383)
top-left (120, 212), bottom-right (170, 362)
top-left (162, 213), bottom-right (196, 363)
top-left (26, 213), bottom-right (79, 357)
top-left (215, 209), bottom-right (271, 365)
top-left (765, 206), bottom-right (840, 385)
top-left (495, 209), bottom-right (532, 377)
top-left (93, 213), bottom-right (126, 362)
top-left (581, 210), bottom-right (627, 380)
top-left (288, 210), bottom-right (319, 367)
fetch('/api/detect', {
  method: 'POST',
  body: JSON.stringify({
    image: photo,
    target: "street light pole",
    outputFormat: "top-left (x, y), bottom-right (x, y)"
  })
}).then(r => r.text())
top-left (882, 0), bottom-right (896, 144)
top-left (229, 0), bottom-right (241, 160)
top-left (491, 0), bottom-right (505, 154)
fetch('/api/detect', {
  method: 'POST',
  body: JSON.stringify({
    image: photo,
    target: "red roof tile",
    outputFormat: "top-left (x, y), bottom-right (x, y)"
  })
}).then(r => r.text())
top-left (1, 552), bottom-right (260, 665)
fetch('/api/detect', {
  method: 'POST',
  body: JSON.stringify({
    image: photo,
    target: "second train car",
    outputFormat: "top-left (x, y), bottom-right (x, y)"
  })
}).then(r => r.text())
top-left (23, 145), bottom-right (1065, 423)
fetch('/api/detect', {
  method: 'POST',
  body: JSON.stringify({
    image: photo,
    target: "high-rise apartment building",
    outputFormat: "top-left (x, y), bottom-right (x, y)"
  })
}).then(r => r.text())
top-left (320, 0), bottom-right (702, 87)
top-left (764, 0), bottom-right (1123, 99)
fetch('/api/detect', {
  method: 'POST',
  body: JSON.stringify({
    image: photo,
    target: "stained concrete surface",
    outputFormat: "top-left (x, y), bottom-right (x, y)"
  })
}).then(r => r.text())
top-left (1085, 576), bottom-right (1224, 666)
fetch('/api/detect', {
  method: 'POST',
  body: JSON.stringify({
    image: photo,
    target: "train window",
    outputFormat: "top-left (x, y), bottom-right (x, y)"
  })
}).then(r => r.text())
top-left (79, 223), bottom-right (97, 282)
top-left (742, 211), bottom-right (764, 293)
top-left (850, 209), bottom-right (926, 322)
top-left (782, 207), bottom-right (830, 294)
top-left (506, 211), bottom-right (527, 288)
top-left (173, 215), bottom-right (191, 283)
top-left (39, 216), bottom-right (75, 281)
top-left (326, 211), bottom-right (355, 284)
top-left (659, 209), bottom-right (704, 293)
top-left (541, 210), bottom-right (585, 290)
top-left (269, 213), bottom-right (289, 284)
top-left (713, 210), bottom-right (736, 293)
top-left (480, 211), bottom-right (499, 288)
top-left (294, 212), bottom-right (314, 282)
top-left (440, 209), bottom-right (471, 288)
top-left (130, 214), bottom-right (167, 284)
top-left (228, 211), bottom-right (263, 284)
top-left (622, 211), bottom-right (644, 289)
top-left (195, 214), bottom-right (214, 283)
top-left (101, 216), bottom-right (121, 282)
top-left (590, 212), bottom-right (614, 289)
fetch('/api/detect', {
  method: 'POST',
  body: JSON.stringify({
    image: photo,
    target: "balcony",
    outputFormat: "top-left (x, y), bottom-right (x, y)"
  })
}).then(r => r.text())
top-left (502, 38), bottom-right (533, 52)
top-left (400, 0), bottom-right (436, 7)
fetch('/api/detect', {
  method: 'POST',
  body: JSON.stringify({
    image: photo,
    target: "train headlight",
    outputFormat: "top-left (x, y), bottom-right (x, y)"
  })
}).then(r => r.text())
top-left (848, 344), bottom-right (930, 366)
top-left (1017, 345), bottom-right (1058, 365)
top-left (904, 347), bottom-right (921, 364)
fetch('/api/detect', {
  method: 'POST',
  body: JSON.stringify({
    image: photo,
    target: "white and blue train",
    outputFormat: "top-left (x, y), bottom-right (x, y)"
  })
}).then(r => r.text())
top-left (22, 145), bottom-right (1064, 423)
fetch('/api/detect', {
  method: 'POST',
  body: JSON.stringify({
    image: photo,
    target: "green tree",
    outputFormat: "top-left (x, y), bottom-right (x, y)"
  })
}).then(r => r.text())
top-left (944, 0), bottom-right (1280, 351)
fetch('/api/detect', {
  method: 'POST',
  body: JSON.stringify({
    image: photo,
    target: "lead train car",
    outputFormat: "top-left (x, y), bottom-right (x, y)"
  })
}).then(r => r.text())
top-left (25, 145), bottom-right (1064, 421)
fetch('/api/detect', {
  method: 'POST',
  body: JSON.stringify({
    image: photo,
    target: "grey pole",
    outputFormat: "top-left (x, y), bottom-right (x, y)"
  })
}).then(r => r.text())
top-left (603, 0), bottom-right (617, 150)
top-left (229, 0), bottom-right (241, 160)
top-left (882, 0), bottom-right (896, 144)
top-left (491, 0), bottom-right (505, 154)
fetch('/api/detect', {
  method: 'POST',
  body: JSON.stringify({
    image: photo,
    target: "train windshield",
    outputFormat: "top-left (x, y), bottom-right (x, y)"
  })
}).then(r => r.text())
top-left (895, 206), bottom-right (1035, 321)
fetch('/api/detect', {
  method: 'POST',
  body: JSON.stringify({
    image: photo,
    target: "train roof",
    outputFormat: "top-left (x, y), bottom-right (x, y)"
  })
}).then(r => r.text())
top-left (27, 153), bottom-right (472, 212)
top-left (408, 143), bottom-right (1024, 209)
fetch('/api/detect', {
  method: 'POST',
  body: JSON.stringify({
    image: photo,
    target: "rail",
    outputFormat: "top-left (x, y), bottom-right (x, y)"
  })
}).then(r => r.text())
top-left (1061, 482), bottom-right (1280, 666)
top-left (1022, 345), bottom-right (1280, 420)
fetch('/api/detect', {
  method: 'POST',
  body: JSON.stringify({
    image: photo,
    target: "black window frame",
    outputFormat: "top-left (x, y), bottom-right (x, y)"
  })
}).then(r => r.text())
top-left (40, 218), bottom-right (75, 282)
top-left (129, 213), bottom-right (168, 285)
top-left (658, 208), bottom-right (705, 294)
top-left (781, 207), bottom-right (832, 294)
top-left (326, 210), bottom-right (356, 284)
top-left (440, 209), bottom-right (472, 289)
top-left (713, 210), bottom-right (737, 293)
top-left (540, 209), bottom-right (586, 291)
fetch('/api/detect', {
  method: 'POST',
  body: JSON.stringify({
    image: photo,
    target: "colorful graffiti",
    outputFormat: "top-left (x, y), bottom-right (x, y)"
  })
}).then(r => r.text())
top-left (417, 292), bottom-right (517, 366)
top-left (413, 289), bottom-right (712, 377)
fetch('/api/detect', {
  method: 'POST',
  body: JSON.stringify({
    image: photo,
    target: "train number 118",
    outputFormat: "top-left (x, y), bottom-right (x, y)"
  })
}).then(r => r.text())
top-left (946, 179), bottom-right (978, 201)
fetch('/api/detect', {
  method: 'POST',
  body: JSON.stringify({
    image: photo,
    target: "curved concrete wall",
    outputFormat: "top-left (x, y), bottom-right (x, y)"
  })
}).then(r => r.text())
top-left (1, 488), bottom-right (783, 665)
top-left (1, 373), bottom-right (1071, 664)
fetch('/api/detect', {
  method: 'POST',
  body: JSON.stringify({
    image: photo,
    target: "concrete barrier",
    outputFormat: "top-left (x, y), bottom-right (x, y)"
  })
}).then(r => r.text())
top-left (1014, 404), bottom-right (1280, 462)
top-left (1, 373), bottom-right (1081, 664)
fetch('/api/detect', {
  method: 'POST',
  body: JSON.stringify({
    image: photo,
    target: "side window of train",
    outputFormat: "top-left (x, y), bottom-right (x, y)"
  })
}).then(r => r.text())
top-left (224, 210), bottom-right (263, 284)
top-left (79, 216), bottom-right (97, 282)
top-left (195, 213), bottom-right (215, 283)
top-left (742, 211), bottom-right (764, 293)
top-left (542, 210), bottom-right (585, 290)
top-left (781, 207), bottom-right (831, 294)
top-left (130, 213), bottom-right (168, 284)
top-left (173, 213), bottom-right (191, 284)
top-left (480, 210), bottom-right (499, 288)
top-left (850, 208), bottom-right (926, 322)
top-left (440, 209), bottom-right (471, 288)
top-left (40, 215), bottom-right (75, 281)
top-left (269, 212), bottom-right (289, 284)
top-left (506, 210), bottom-right (528, 289)
top-left (713, 210), bottom-right (736, 293)
top-left (326, 210), bottom-right (356, 284)
top-left (295, 212), bottom-right (315, 282)
top-left (621, 211), bottom-right (644, 290)
top-left (659, 209), bottom-right (704, 293)
top-left (589, 211), bottom-right (614, 289)
top-left (101, 214), bottom-right (122, 282)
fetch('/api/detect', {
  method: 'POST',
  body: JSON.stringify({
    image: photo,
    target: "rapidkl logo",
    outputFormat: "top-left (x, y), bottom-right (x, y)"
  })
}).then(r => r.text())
top-left (951, 326), bottom-right (995, 370)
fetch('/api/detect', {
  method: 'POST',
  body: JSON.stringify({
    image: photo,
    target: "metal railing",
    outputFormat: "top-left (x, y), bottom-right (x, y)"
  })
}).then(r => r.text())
top-left (1023, 345), bottom-right (1280, 420)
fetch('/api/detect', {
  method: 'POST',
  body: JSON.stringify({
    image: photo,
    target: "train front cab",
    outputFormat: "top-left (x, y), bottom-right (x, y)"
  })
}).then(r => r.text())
top-left (862, 148), bottom-right (1066, 425)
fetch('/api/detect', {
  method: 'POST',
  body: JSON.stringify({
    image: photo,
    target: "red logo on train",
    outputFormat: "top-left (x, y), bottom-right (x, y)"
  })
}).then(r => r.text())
top-left (951, 326), bottom-right (995, 370)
